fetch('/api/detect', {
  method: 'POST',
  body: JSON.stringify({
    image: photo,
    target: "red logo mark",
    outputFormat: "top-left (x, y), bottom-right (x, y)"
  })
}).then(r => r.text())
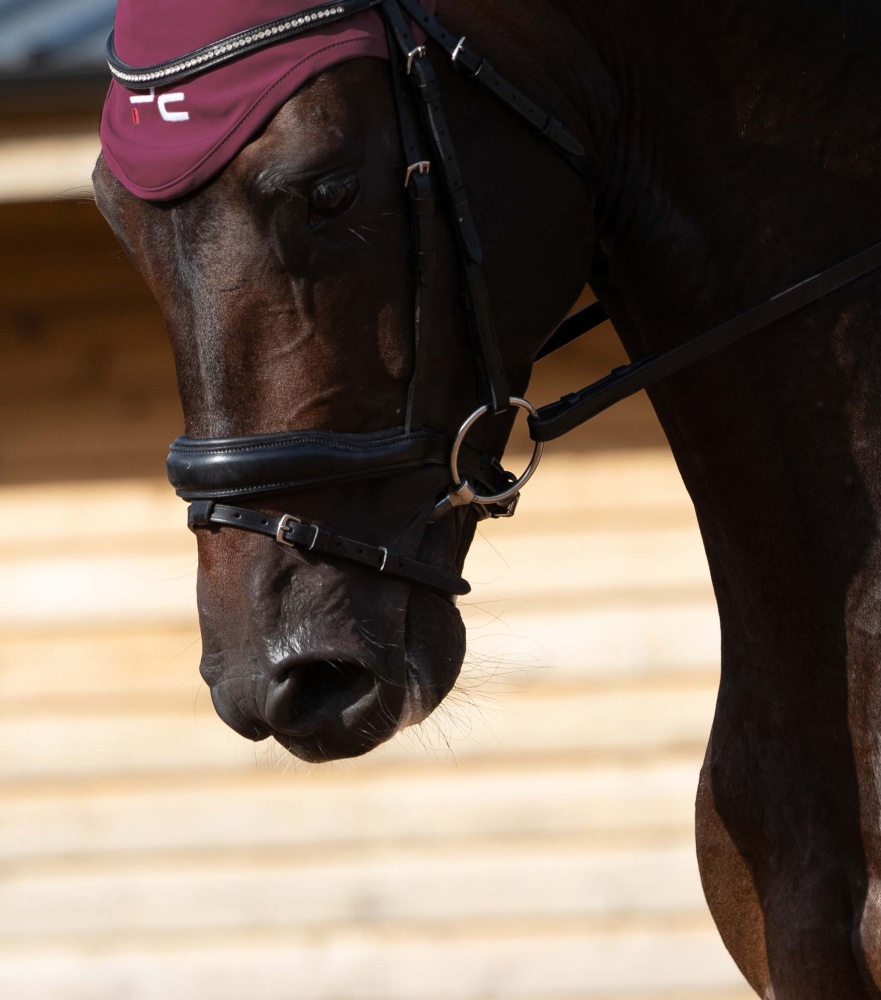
top-left (132, 108), bottom-right (141, 125)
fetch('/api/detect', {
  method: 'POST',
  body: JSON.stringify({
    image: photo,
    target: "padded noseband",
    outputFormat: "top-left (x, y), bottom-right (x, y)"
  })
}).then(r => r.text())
top-left (168, 427), bottom-right (515, 596)
top-left (168, 427), bottom-right (450, 500)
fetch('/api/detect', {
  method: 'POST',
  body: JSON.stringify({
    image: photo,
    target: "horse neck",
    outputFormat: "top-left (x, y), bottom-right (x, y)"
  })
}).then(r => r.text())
top-left (573, 1), bottom-right (881, 668)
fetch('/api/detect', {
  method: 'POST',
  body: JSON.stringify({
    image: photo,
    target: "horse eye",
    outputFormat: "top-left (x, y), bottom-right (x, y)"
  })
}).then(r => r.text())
top-left (308, 174), bottom-right (359, 222)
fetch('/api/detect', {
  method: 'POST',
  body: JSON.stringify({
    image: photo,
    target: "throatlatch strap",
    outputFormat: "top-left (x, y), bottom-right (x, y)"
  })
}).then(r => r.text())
top-left (188, 501), bottom-right (471, 595)
top-left (529, 238), bottom-right (881, 442)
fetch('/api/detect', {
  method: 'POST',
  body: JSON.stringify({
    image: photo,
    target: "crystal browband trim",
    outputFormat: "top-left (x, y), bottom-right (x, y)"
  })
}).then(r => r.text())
top-left (106, 0), bottom-right (383, 90)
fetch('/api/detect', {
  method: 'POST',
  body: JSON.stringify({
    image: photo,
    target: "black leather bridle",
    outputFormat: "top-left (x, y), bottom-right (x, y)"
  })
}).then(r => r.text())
top-left (108, 0), bottom-right (881, 598)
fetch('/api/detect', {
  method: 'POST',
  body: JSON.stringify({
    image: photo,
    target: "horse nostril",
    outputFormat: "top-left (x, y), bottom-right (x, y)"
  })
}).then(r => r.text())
top-left (263, 659), bottom-right (377, 736)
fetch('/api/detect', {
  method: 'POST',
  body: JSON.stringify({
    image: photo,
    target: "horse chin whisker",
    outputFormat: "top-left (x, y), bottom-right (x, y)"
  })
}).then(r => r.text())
top-left (421, 646), bottom-right (536, 742)
top-left (397, 712), bottom-right (458, 759)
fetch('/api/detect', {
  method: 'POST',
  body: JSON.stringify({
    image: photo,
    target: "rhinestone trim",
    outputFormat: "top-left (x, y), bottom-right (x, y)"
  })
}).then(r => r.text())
top-left (108, 4), bottom-right (349, 85)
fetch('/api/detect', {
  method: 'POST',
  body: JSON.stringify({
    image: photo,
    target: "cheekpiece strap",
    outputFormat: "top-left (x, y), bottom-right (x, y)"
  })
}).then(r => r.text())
top-left (384, 13), bottom-right (437, 432)
top-left (383, 0), bottom-right (511, 417)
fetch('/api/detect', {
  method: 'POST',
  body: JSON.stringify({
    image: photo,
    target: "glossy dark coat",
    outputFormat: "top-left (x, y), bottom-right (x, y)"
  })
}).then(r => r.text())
top-left (94, 1), bottom-right (881, 994)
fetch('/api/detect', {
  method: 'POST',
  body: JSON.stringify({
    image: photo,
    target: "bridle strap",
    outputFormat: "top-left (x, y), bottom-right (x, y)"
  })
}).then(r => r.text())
top-left (537, 301), bottom-right (610, 360)
top-left (396, 0), bottom-right (599, 189)
top-left (383, 0), bottom-right (510, 416)
top-left (188, 500), bottom-right (471, 596)
top-left (384, 15), bottom-right (437, 432)
top-left (529, 237), bottom-right (881, 442)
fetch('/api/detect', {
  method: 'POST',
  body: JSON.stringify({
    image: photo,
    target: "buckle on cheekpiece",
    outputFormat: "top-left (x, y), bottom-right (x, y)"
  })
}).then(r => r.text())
top-left (406, 45), bottom-right (426, 74)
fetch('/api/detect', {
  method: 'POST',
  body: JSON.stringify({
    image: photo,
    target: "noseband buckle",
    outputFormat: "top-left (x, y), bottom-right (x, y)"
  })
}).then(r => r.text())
top-left (276, 514), bottom-right (319, 551)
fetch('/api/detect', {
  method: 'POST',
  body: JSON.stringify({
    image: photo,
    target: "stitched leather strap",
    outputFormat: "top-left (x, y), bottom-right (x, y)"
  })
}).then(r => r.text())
top-left (536, 301), bottom-right (609, 360)
top-left (530, 238), bottom-right (881, 442)
top-left (188, 500), bottom-right (470, 595)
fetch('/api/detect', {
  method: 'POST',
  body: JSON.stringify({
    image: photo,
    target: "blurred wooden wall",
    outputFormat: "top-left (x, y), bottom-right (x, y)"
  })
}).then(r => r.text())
top-left (0, 201), bottom-right (181, 484)
top-left (0, 200), bottom-right (752, 1000)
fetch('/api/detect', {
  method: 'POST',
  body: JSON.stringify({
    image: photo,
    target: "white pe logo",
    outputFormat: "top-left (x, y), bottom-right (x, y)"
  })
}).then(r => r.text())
top-left (130, 88), bottom-right (190, 123)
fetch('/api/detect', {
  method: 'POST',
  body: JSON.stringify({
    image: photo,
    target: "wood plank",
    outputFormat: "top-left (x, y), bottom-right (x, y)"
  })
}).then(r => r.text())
top-left (0, 528), bottom-right (710, 627)
top-left (0, 928), bottom-right (748, 999)
top-left (0, 449), bottom-right (713, 624)
top-left (0, 308), bottom-right (166, 372)
top-left (0, 685), bottom-right (717, 783)
top-left (0, 761), bottom-right (699, 861)
top-left (463, 602), bottom-right (719, 686)
top-left (0, 134), bottom-right (99, 203)
top-left (0, 450), bottom-right (695, 551)
top-left (0, 480), bottom-right (180, 553)
top-left (0, 845), bottom-right (709, 938)
top-left (0, 399), bottom-right (182, 474)
top-left (0, 551), bottom-right (200, 628)
top-left (0, 626), bottom-right (202, 701)
top-left (465, 526), bottom-right (710, 601)
top-left (0, 211), bottom-right (146, 309)
top-left (0, 596), bottom-right (719, 705)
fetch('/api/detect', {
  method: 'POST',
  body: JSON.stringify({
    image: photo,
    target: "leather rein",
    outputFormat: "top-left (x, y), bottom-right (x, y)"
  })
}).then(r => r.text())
top-left (108, 0), bottom-right (881, 597)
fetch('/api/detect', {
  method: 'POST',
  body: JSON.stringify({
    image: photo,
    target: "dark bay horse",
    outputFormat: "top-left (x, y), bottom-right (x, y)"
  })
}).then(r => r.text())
top-left (93, 0), bottom-right (881, 995)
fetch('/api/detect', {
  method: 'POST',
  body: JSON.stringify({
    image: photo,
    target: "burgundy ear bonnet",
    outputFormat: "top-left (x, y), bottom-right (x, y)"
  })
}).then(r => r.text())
top-left (100, 0), bottom-right (434, 201)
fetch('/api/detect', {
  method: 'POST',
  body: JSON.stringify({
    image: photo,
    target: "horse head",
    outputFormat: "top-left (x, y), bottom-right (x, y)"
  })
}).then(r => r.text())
top-left (93, 3), bottom-right (594, 761)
